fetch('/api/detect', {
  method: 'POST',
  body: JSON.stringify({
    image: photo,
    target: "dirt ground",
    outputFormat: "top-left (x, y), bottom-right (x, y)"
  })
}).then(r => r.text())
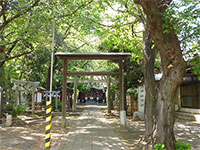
top-left (0, 109), bottom-right (82, 150)
top-left (101, 109), bottom-right (200, 150)
top-left (0, 106), bottom-right (200, 150)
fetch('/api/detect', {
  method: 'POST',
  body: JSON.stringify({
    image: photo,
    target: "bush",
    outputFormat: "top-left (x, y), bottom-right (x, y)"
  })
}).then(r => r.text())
top-left (154, 143), bottom-right (166, 150)
top-left (52, 98), bottom-right (62, 111)
top-left (176, 141), bottom-right (191, 150)
top-left (154, 142), bottom-right (191, 150)
top-left (12, 103), bottom-right (28, 118)
top-left (113, 99), bottom-right (120, 111)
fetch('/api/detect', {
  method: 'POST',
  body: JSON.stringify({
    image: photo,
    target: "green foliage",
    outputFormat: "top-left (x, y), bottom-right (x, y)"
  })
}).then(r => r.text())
top-left (127, 88), bottom-right (137, 96)
top-left (0, 0), bottom-right (109, 91)
top-left (154, 142), bottom-right (191, 150)
top-left (176, 141), bottom-right (191, 150)
top-left (52, 98), bottom-right (62, 111)
top-left (113, 98), bottom-right (120, 111)
top-left (154, 143), bottom-right (166, 150)
top-left (12, 104), bottom-right (28, 118)
top-left (190, 54), bottom-right (200, 79)
top-left (78, 84), bottom-right (91, 94)
top-left (162, 0), bottom-right (200, 62)
top-left (0, 2), bottom-right (199, 136)
top-left (3, 101), bottom-right (14, 113)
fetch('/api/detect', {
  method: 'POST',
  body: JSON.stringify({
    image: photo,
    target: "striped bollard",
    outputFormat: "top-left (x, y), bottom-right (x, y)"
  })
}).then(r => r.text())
top-left (45, 100), bottom-right (52, 149)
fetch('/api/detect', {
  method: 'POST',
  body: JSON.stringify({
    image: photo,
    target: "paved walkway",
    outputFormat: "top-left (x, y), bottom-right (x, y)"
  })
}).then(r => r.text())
top-left (57, 105), bottom-right (126, 150)
top-left (1, 105), bottom-right (199, 150)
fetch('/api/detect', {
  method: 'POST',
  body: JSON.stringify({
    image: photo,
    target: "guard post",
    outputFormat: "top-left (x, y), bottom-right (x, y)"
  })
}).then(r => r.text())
top-left (45, 96), bottom-right (52, 149)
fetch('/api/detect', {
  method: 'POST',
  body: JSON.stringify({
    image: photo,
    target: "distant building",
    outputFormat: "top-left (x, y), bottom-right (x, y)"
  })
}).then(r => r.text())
top-left (178, 69), bottom-right (200, 112)
top-left (134, 69), bottom-right (200, 121)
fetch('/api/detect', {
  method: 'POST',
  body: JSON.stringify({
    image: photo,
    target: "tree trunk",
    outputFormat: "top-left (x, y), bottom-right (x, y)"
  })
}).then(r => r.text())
top-left (141, 27), bottom-right (156, 144)
top-left (136, 1), bottom-right (187, 149)
top-left (111, 90), bottom-right (115, 110)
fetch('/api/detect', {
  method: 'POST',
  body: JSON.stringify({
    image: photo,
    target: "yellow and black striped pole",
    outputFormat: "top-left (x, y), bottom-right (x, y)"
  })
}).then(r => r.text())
top-left (45, 99), bottom-right (52, 149)
top-left (45, 3), bottom-right (55, 148)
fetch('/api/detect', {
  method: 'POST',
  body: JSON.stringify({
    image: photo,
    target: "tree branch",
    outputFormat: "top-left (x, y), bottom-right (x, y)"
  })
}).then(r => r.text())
top-left (63, 20), bottom-right (74, 40)
top-left (88, 18), bottom-right (115, 28)
top-left (134, 0), bottom-right (141, 5)
top-left (1, 50), bottom-right (33, 64)
top-left (89, 17), bottom-right (136, 29)
top-left (2, 31), bottom-right (15, 39)
top-left (0, 1), bottom-right (5, 17)
top-left (76, 43), bottom-right (87, 50)
top-left (131, 23), bottom-right (143, 38)
top-left (0, 45), bottom-right (6, 53)
top-left (106, 1), bottom-right (127, 13)
top-left (81, 61), bottom-right (89, 68)
top-left (71, 0), bottom-right (93, 17)
top-left (0, 0), bottom-right (40, 31)
top-left (56, 0), bottom-right (93, 19)
top-left (180, 32), bottom-right (195, 42)
top-left (6, 39), bottom-right (20, 57)
top-left (0, 1), bottom-right (7, 21)
top-left (136, 5), bottom-right (146, 25)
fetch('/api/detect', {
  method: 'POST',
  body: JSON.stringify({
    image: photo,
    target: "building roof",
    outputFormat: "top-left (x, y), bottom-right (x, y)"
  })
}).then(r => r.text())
top-left (55, 52), bottom-right (131, 60)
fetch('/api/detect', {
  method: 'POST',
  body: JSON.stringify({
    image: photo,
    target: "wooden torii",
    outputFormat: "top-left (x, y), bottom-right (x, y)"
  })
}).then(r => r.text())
top-left (55, 52), bottom-right (131, 128)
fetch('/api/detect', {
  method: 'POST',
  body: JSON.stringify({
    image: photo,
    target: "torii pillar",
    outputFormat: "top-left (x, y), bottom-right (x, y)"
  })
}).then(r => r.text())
top-left (72, 76), bottom-right (78, 112)
top-left (119, 60), bottom-right (126, 127)
top-left (61, 60), bottom-right (67, 128)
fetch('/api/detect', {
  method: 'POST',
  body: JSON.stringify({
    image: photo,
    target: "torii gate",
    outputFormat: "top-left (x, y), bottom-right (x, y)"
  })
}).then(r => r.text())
top-left (55, 52), bottom-right (131, 128)
top-left (11, 79), bottom-right (40, 114)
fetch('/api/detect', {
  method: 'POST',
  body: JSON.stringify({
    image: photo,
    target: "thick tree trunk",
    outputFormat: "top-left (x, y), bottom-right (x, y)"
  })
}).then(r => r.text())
top-left (141, 27), bottom-right (156, 144)
top-left (136, 1), bottom-right (187, 149)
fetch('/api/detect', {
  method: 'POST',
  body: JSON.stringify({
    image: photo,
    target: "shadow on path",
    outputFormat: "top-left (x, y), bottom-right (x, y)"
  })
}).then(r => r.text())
top-left (56, 105), bottom-right (126, 150)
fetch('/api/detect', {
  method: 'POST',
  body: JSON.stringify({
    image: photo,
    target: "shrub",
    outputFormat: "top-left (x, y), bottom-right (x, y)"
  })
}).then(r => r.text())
top-left (154, 142), bottom-right (191, 150)
top-left (154, 143), bottom-right (166, 150)
top-left (175, 141), bottom-right (191, 150)
top-left (12, 103), bottom-right (28, 118)
top-left (52, 98), bottom-right (62, 111)
top-left (113, 99), bottom-right (120, 111)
